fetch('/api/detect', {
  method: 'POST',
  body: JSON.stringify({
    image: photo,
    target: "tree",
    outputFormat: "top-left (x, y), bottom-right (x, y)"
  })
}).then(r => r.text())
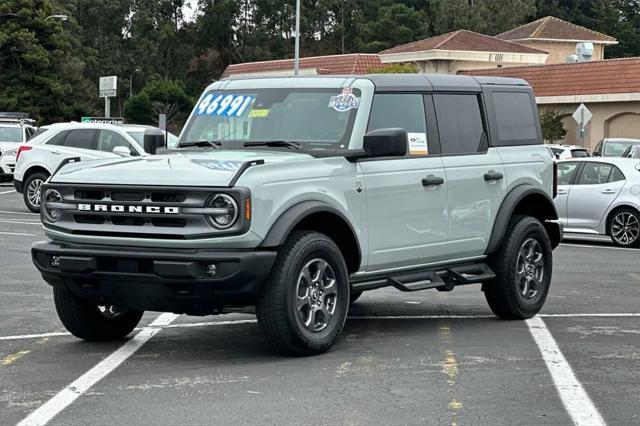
top-left (370, 63), bottom-right (418, 73)
top-left (355, 3), bottom-right (426, 52)
top-left (539, 109), bottom-right (567, 143)
top-left (123, 79), bottom-right (193, 128)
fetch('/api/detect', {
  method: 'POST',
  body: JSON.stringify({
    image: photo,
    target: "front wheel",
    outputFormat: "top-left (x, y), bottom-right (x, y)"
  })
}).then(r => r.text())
top-left (54, 287), bottom-right (144, 341)
top-left (608, 209), bottom-right (640, 248)
top-left (256, 231), bottom-right (350, 356)
top-left (484, 215), bottom-right (553, 319)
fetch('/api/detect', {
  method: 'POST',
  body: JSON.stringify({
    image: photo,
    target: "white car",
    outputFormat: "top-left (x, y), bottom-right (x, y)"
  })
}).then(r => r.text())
top-left (14, 123), bottom-right (178, 211)
top-left (0, 113), bottom-right (38, 181)
top-left (555, 157), bottom-right (640, 247)
top-left (546, 144), bottom-right (589, 160)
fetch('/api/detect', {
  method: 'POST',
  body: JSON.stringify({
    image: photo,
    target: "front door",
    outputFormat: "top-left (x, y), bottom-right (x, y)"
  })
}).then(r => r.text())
top-left (554, 161), bottom-right (581, 227)
top-left (567, 161), bottom-right (626, 230)
top-left (360, 93), bottom-right (448, 272)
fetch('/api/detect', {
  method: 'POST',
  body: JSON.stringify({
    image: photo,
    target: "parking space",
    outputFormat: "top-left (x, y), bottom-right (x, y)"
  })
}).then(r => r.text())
top-left (1, 182), bottom-right (639, 425)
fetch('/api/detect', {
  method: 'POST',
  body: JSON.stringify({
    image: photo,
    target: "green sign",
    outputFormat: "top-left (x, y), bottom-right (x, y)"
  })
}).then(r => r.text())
top-left (80, 117), bottom-right (124, 125)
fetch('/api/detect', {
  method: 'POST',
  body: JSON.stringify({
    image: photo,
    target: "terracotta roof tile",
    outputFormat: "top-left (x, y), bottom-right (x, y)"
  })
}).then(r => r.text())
top-left (461, 57), bottom-right (640, 97)
top-left (498, 16), bottom-right (616, 43)
top-left (223, 54), bottom-right (384, 77)
top-left (379, 30), bottom-right (547, 55)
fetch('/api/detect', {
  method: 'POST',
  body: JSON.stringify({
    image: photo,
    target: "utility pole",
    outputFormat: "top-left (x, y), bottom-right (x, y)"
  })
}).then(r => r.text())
top-left (294, 0), bottom-right (300, 75)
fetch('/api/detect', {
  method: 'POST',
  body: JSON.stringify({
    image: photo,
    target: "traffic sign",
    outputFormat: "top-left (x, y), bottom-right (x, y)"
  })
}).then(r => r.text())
top-left (572, 103), bottom-right (592, 126)
top-left (99, 89), bottom-right (117, 98)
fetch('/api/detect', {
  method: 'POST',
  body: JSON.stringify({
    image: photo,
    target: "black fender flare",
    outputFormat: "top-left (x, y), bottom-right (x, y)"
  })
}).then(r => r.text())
top-left (485, 184), bottom-right (561, 254)
top-left (260, 200), bottom-right (362, 256)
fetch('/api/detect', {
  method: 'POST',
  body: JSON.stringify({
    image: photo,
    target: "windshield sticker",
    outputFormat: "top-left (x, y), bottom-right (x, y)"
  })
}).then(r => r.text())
top-left (329, 87), bottom-right (360, 112)
top-left (408, 132), bottom-right (428, 156)
top-left (249, 109), bottom-right (270, 118)
top-left (196, 94), bottom-right (253, 117)
top-left (191, 159), bottom-right (245, 172)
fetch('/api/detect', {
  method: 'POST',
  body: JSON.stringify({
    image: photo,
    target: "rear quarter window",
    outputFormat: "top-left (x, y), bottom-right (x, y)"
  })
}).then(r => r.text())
top-left (492, 91), bottom-right (538, 145)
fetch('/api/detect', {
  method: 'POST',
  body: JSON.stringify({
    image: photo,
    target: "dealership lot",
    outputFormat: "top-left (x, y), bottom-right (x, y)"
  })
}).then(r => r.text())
top-left (1, 183), bottom-right (639, 425)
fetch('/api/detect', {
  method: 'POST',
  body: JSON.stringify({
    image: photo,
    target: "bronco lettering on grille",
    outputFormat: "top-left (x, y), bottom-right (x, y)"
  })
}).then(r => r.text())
top-left (77, 204), bottom-right (180, 214)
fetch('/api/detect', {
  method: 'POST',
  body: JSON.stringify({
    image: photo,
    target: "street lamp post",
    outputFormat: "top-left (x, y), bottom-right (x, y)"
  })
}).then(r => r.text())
top-left (0, 13), bottom-right (19, 20)
top-left (294, 0), bottom-right (300, 75)
top-left (129, 67), bottom-right (141, 100)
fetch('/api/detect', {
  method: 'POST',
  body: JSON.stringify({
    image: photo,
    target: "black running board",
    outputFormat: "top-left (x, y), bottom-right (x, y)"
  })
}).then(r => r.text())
top-left (351, 262), bottom-right (496, 293)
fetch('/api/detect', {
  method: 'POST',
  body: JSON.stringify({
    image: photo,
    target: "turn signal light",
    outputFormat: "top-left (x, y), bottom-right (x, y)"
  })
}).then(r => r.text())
top-left (16, 145), bottom-right (32, 162)
top-left (245, 197), bottom-right (251, 221)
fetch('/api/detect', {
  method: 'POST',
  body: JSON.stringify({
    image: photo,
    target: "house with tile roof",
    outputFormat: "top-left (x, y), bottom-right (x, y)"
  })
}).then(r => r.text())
top-left (463, 58), bottom-right (640, 150)
top-left (378, 30), bottom-right (548, 74)
top-left (498, 16), bottom-right (618, 64)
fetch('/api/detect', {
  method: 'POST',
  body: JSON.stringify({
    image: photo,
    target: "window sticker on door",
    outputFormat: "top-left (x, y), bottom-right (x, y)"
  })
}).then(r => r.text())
top-left (248, 109), bottom-right (270, 118)
top-left (408, 132), bottom-right (428, 156)
top-left (196, 94), bottom-right (254, 117)
top-left (328, 87), bottom-right (360, 112)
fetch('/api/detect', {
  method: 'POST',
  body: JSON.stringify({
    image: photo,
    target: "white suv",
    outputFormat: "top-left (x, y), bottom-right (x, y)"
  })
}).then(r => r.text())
top-left (546, 144), bottom-right (589, 160)
top-left (14, 123), bottom-right (177, 212)
top-left (0, 113), bottom-right (38, 181)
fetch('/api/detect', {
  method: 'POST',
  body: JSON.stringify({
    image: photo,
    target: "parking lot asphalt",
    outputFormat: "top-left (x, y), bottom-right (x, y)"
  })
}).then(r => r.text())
top-left (1, 182), bottom-right (639, 425)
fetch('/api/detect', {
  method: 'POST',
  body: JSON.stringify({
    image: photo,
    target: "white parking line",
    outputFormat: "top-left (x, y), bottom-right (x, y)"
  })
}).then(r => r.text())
top-left (526, 316), bottom-right (605, 426)
top-left (0, 231), bottom-right (39, 237)
top-left (16, 313), bottom-right (178, 426)
top-left (2, 313), bottom-right (639, 341)
top-left (0, 220), bottom-right (41, 226)
top-left (0, 210), bottom-right (35, 216)
top-left (0, 189), bottom-right (16, 195)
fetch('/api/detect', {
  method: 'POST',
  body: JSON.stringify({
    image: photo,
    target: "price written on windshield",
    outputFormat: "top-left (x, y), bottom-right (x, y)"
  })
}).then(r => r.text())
top-left (196, 94), bottom-right (254, 117)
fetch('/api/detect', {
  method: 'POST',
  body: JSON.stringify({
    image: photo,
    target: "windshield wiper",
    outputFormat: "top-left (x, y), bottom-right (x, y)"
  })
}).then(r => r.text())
top-left (179, 140), bottom-right (222, 149)
top-left (243, 140), bottom-right (302, 150)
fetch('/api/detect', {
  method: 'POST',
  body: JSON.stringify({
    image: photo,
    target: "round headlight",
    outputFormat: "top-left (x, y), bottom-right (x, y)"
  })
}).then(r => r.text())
top-left (43, 189), bottom-right (63, 222)
top-left (206, 194), bottom-right (238, 229)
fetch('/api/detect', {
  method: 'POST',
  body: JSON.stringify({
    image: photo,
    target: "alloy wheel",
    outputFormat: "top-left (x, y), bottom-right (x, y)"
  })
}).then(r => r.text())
top-left (515, 238), bottom-right (545, 301)
top-left (97, 305), bottom-right (127, 320)
top-left (27, 178), bottom-right (44, 208)
top-left (295, 258), bottom-right (338, 332)
top-left (611, 212), bottom-right (639, 246)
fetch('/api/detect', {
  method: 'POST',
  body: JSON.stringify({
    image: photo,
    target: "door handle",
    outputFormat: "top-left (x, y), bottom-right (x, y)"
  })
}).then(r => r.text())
top-left (51, 151), bottom-right (61, 155)
top-left (557, 189), bottom-right (568, 195)
top-left (601, 189), bottom-right (617, 194)
top-left (422, 175), bottom-right (445, 187)
top-left (484, 170), bottom-right (504, 181)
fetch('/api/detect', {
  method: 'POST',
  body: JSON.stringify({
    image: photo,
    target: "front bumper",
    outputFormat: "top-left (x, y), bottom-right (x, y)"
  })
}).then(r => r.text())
top-left (32, 241), bottom-right (277, 315)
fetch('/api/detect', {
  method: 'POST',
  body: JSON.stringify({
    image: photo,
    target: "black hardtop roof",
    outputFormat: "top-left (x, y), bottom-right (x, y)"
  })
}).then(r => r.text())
top-left (221, 73), bottom-right (529, 92)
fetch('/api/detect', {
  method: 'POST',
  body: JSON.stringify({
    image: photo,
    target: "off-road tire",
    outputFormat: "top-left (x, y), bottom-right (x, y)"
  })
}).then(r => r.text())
top-left (484, 215), bottom-right (553, 319)
top-left (607, 208), bottom-right (640, 248)
top-left (256, 231), bottom-right (350, 356)
top-left (350, 290), bottom-right (363, 304)
top-left (53, 287), bottom-right (144, 341)
top-left (23, 171), bottom-right (49, 212)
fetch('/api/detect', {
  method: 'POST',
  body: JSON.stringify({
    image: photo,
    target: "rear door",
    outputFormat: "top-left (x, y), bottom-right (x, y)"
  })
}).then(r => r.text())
top-left (46, 129), bottom-right (100, 169)
top-left (567, 161), bottom-right (626, 230)
top-left (360, 93), bottom-right (448, 272)
top-left (435, 92), bottom-right (507, 259)
top-left (554, 161), bottom-right (581, 226)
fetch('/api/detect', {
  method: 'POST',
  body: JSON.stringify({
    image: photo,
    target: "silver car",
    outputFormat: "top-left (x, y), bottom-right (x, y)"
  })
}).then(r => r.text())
top-left (555, 158), bottom-right (640, 247)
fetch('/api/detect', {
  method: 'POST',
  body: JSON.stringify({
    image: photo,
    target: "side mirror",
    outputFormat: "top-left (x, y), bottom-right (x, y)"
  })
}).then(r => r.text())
top-left (143, 128), bottom-right (166, 154)
top-left (362, 128), bottom-right (407, 158)
top-left (112, 146), bottom-right (131, 157)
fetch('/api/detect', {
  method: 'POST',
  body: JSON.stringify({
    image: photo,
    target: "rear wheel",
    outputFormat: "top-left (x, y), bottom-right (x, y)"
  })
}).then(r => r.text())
top-left (608, 208), bottom-right (640, 248)
top-left (256, 231), bottom-right (350, 356)
top-left (53, 287), bottom-right (143, 341)
top-left (484, 215), bottom-right (553, 319)
top-left (23, 171), bottom-right (49, 212)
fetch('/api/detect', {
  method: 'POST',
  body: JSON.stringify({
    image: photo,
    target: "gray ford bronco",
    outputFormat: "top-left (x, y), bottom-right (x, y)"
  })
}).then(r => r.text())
top-left (33, 74), bottom-right (562, 356)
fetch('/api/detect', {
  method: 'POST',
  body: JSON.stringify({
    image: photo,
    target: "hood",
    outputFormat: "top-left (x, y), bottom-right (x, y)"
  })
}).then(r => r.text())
top-left (52, 149), bottom-right (313, 187)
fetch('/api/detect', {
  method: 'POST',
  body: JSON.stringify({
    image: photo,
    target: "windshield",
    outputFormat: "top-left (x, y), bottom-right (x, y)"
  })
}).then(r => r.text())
top-left (0, 126), bottom-right (22, 143)
top-left (180, 88), bottom-right (361, 151)
top-left (604, 140), bottom-right (640, 156)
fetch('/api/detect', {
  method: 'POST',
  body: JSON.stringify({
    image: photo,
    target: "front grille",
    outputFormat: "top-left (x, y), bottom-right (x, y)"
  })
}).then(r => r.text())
top-left (45, 184), bottom-right (246, 240)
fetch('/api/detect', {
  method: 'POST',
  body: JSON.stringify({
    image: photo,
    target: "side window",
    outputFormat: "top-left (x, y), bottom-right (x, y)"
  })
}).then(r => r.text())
top-left (557, 162), bottom-right (579, 185)
top-left (45, 131), bottom-right (69, 146)
top-left (492, 92), bottom-right (538, 144)
top-left (434, 94), bottom-right (485, 155)
top-left (368, 94), bottom-right (429, 156)
top-left (63, 130), bottom-right (97, 150)
top-left (609, 166), bottom-right (625, 183)
top-left (25, 127), bottom-right (35, 140)
top-left (97, 130), bottom-right (136, 155)
top-left (577, 162), bottom-right (614, 185)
